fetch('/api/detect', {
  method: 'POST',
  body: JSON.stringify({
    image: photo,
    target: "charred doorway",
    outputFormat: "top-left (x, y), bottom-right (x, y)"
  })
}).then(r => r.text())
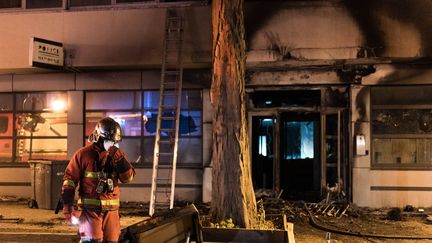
top-left (251, 117), bottom-right (274, 190)
top-left (250, 87), bottom-right (349, 202)
top-left (280, 112), bottom-right (321, 201)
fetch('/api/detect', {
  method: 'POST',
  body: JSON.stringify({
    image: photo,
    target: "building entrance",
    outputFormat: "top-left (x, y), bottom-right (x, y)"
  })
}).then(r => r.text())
top-left (250, 88), bottom-right (349, 202)
top-left (280, 112), bottom-right (321, 201)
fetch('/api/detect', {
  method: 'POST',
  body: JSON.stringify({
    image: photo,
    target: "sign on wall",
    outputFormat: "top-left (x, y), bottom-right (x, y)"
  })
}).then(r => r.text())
top-left (29, 37), bottom-right (64, 69)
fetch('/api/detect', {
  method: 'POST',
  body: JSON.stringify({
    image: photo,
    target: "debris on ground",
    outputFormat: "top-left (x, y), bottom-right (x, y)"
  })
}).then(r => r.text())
top-left (386, 207), bottom-right (403, 221)
top-left (255, 189), bottom-right (277, 199)
top-left (0, 196), bottom-right (25, 202)
top-left (0, 213), bottom-right (24, 223)
top-left (323, 180), bottom-right (346, 204)
top-left (404, 205), bottom-right (414, 212)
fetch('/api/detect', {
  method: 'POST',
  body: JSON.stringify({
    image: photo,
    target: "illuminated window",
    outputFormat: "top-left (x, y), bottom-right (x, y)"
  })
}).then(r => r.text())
top-left (85, 90), bottom-right (202, 166)
top-left (0, 92), bottom-right (68, 163)
top-left (284, 121), bottom-right (314, 160)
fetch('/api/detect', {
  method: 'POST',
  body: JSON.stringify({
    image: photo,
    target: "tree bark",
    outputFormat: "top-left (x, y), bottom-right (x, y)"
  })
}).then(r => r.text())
top-left (210, 0), bottom-right (257, 228)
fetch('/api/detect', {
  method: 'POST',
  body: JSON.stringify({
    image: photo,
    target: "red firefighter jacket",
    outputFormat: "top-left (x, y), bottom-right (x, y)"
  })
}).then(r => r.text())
top-left (61, 143), bottom-right (136, 213)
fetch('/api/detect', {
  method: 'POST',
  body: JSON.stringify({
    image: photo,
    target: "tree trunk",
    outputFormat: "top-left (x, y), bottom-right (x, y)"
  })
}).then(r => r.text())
top-left (210, 0), bottom-right (257, 228)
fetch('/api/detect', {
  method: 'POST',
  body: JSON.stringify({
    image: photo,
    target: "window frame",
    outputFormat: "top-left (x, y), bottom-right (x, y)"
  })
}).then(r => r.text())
top-left (371, 86), bottom-right (432, 170)
top-left (0, 92), bottom-right (68, 163)
top-left (84, 89), bottom-right (203, 168)
top-left (0, 0), bottom-right (208, 11)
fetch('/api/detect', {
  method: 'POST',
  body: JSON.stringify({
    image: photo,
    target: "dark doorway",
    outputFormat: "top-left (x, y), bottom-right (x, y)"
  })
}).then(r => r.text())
top-left (249, 88), bottom-right (349, 202)
top-left (280, 112), bottom-right (321, 201)
top-left (251, 116), bottom-right (274, 190)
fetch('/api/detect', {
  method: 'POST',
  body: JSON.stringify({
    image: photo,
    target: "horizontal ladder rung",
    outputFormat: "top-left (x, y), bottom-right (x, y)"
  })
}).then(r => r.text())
top-left (162, 81), bottom-right (179, 85)
top-left (158, 152), bottom-right (173, 156)
top-left (162, 94), bottom-right (179, 97)
top-left (161, 105), bottom-right (177, 109)
top-left (160, 116), bottom-right (176, 120)
top-left (158, 163), bottom-right (173, 167)
top-left (162, 106), bottom-right (177, 112)
top-left (165, 70), bottom-right (180, 75)
top-left (156, 182), bottom-right (171, 186)
top-left (154, 202), bottom-right (170, 207)
top-left (167, 16), bottom-right (181, 20)
top-left (164, 68), bottom-right (181, 73)
top-left (159, 140), bottom-right (174, 145)
top-left (156, 189), bottom-right (171, 196)
top-left (155, 187), bottom-right (171, 191)
top-left (163, 80), bottom-right (179, 87)
top-left (157, 164), bottom-right (173, 169)
top-left (167, 28), bottom-right (182, 32)
top-left (160, 128), bottom-right (175, 132)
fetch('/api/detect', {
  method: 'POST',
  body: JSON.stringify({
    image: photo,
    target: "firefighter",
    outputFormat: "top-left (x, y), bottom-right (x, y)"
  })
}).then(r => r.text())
top-left (61, 117), bottom-right (136, 243)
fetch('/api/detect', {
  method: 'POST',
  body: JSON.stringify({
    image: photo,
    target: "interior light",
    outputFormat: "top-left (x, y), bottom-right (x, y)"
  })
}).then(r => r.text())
top-left (51, 100), bottom-right (65, 111)
top-left (259, 135), bottom-right (267, 156)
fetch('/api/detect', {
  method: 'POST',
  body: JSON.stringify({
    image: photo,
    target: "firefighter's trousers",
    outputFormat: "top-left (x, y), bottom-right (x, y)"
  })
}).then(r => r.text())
top-left (78, 208), bottom-right (120, 243)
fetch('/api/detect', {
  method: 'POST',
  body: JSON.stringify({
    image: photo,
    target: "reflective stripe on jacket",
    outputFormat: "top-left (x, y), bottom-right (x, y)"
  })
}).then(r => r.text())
top-left (61, 143), bottom-right (136, 212)
top-left (78, 198), bottom-right (120, 210)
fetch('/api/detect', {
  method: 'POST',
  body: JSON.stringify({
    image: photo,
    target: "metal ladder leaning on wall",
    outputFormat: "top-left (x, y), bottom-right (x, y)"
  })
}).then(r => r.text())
top-left (149, 9), bottom-right (185, 217)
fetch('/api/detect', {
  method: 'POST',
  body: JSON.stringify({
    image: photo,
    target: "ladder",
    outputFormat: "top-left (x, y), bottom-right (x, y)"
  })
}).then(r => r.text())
top-left (149, 9), bottom-right (184, 217)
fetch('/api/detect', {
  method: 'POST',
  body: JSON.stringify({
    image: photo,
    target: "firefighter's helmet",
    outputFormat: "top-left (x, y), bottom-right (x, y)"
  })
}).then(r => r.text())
top-left (88, 117), bottom-right (122, 143)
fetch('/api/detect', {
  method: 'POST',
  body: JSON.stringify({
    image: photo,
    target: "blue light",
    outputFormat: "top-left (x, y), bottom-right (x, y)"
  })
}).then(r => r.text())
top-left (262, 118), bottom-right (272, 125)
top-left (285, 121), bottom-right (314, 159)
top-left (259, 135), bottom-right (267, 156)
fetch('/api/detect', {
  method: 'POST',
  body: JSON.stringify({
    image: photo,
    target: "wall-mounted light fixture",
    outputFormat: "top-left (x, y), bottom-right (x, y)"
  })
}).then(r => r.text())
top-left (51, 99), bottom-right (66, 112)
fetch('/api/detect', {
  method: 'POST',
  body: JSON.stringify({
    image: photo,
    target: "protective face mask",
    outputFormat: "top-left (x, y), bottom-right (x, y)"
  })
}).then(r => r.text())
top-left (103, 140), bottom-right (119, 151)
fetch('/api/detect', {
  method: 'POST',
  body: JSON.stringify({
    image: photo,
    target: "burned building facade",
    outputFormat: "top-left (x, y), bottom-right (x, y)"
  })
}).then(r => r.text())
top-left (0, 0), bottom-right (431, 208)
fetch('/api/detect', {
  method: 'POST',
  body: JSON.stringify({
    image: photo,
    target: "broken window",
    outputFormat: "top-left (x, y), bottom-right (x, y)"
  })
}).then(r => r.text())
top-left (371, 86), bottom-right (432, 168)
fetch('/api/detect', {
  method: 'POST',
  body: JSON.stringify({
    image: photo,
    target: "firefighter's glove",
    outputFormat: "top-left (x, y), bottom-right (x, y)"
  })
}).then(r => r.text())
top-left (108, 146), bottom-right (126, 165)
